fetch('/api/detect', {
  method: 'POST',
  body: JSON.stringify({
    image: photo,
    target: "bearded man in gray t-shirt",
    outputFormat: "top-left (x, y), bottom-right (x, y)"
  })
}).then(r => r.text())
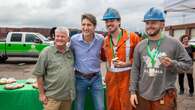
top-left (130, 7), bottom-right (192, 110)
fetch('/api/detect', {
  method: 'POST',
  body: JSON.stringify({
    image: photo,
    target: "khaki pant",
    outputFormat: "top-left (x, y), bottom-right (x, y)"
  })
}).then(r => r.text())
top-left (44, 98), bottom-right (72, 110)
top-left (134, 89), bottom-right (177, 110)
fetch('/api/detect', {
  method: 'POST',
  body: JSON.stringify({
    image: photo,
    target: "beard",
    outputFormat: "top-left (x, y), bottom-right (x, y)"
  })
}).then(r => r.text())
top-left (106, 25), bottom-right (118, 33)
top-left (146, 28), bottom-right (161, 37)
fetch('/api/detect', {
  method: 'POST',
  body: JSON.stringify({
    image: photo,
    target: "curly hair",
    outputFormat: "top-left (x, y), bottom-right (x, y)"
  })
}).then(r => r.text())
top-left (179, 34), bottom-right (191, 42)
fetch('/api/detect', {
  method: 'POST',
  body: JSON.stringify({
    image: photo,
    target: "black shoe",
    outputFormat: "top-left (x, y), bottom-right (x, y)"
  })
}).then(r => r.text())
top-left (189, 93), bottom-right (193, 97)
top-left (179, 91), bottom-right (184, 95)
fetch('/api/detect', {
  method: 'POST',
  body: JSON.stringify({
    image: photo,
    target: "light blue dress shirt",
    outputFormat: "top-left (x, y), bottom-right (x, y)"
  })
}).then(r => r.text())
top-left (70, 33), bottom-right (104, 74)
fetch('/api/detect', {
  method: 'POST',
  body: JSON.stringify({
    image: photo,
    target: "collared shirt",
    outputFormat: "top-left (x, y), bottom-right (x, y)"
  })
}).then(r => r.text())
top-left (32, 46), bottom-right (75, 101)
top-left (70, 33), bottom-right (104, 74)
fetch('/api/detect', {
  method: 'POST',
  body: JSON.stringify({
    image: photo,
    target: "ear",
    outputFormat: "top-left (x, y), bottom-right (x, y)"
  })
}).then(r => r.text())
top-left (118, 20), bottom-right (121, 27)
top-left (67, 37), bottom-right (70, 41)
top-left (160, 22), bottom-right (165, 28)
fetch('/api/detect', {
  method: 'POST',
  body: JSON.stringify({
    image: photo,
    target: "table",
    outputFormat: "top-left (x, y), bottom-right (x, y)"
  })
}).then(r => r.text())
top-left (0, 80), bottom-right (43, 110)
top-left (0, 80), bottom-right (106, 110)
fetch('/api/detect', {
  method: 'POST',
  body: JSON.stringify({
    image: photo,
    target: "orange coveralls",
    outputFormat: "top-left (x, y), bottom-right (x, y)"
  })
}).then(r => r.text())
top-left (103, 29), bottom-right (140, 110)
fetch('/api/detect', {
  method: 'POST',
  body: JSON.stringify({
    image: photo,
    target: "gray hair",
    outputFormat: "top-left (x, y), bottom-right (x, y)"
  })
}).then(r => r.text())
top-left (55, 27), bottom-right (70, 37)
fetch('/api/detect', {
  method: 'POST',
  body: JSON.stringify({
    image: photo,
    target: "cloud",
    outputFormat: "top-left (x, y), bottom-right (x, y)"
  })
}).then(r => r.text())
top-left (0, 0), bottom-right (164, 31)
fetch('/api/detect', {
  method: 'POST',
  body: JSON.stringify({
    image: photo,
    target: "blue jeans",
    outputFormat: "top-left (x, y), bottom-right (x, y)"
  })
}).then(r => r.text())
top-left (74, 73), bottom-right (104, 110)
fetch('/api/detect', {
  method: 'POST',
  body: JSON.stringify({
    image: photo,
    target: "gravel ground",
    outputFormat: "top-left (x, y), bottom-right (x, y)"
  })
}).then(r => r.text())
top-left (0, 57), bottom-right (36, 79)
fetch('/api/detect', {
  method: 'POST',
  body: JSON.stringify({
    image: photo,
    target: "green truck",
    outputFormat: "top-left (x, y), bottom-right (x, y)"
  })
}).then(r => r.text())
top-left (0, 32), bottom-right (53, 62)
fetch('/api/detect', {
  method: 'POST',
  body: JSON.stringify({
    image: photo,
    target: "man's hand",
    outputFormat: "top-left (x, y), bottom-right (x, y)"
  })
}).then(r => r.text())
top-left (37, 77), bottom-right (48, 105)
top-left (130, 94), bottom-right (138, 108)
top-left (160, 57), bottom-right (173, 67)
top-left (114, 60), bottom-right (127, 68)
top-left (39, 93), bottom-right (48, 105)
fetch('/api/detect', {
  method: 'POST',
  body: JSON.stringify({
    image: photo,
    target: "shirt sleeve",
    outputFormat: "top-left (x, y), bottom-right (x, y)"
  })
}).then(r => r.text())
top-left (32, 48), bottom-right (49, 76)
top-left (70, 38), bottom-right (74, 51)
top-left (130, 44), bottom-right (141, 94)
top-left (172, 41), bottom-right (193, 72)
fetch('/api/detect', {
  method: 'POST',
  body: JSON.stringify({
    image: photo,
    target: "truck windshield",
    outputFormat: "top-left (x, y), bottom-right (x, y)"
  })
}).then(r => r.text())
top-left (36, 33), bottom-right (49, 41)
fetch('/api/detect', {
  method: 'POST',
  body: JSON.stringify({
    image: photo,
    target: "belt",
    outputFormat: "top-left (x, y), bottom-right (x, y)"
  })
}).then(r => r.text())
top-left (75, 70), bottom-right (98, 79)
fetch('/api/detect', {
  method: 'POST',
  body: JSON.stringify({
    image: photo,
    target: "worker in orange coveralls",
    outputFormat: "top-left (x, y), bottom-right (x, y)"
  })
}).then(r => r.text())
top-left (102, 8), bottom-right (140, 110)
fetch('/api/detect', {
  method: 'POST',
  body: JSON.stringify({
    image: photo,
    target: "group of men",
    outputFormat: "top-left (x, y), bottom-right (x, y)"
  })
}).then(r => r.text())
top-left (32, 7), bottom-right (192, 110)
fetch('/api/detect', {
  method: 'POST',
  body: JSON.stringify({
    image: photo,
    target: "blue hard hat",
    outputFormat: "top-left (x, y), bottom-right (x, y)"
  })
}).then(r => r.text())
top-left (143, 7), bottom-right (165, 22)
top-left (102, 8), bottom-right (121, 20)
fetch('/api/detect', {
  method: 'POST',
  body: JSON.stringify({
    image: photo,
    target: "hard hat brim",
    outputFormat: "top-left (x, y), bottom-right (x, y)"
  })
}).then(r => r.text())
top-left (102, 17), bottom-right (120, 21)
top-left (143, 19), bottom-right (165, 22)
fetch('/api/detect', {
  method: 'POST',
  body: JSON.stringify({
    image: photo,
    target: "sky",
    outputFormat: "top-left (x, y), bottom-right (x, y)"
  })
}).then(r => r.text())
top-left (0, 0), bottom-right (194, 32)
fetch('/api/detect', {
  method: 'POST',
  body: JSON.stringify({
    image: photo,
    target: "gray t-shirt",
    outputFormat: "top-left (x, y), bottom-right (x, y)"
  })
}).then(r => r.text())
top-left (32, 46), bottom-right (75, 101)
top-left (130, 35), bottom-right (192, 101)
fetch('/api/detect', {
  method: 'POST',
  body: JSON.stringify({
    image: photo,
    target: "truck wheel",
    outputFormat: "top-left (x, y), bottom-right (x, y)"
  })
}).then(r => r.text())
top-left (0, 55), bottom-right (8, 63)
